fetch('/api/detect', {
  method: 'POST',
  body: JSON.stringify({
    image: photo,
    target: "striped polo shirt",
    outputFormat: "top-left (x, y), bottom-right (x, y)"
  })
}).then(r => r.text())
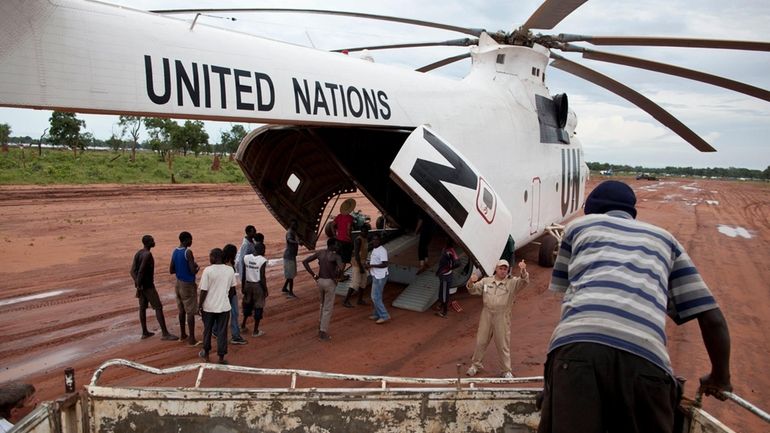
top-left (548, 210), bottom-right (718, 375)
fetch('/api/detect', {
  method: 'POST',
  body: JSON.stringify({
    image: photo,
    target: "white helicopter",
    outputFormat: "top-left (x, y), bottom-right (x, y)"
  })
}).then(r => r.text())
top-left (1, 0), bottom-right (768, 276)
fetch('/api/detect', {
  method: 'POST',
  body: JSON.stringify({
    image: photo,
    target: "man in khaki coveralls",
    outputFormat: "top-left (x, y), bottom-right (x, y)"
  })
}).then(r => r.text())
top-left (466, 259), bottom-right (529, 378)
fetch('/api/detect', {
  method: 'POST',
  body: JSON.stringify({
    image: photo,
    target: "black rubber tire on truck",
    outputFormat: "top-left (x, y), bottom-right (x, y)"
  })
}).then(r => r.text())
top-left (538, 235), bottom-right (559, 267)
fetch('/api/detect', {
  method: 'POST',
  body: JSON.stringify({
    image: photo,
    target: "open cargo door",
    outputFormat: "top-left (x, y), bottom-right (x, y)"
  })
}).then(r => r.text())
top-left (236, 126), bottom-right (357, 250)
top-left (390, 126), bottom-right (512, 276)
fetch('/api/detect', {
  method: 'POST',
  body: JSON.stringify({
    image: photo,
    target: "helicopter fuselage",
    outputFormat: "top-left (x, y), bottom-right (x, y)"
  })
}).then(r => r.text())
top-left (0, 0), bottom-right (588, 273)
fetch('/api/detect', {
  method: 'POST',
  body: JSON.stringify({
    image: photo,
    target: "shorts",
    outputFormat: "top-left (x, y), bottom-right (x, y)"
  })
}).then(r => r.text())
top-left (283, 258), bottom-right (297, 279)
top-left (175, 280), bottom-right (198, 315)
top-left (138, 285), bottom-right (162, 310)
top-left (242, 281), bottom-right (266, 309)
top-left (350, 266), bottom-right (369, 289)
top-left (338, 240), bottom-right (353, 263)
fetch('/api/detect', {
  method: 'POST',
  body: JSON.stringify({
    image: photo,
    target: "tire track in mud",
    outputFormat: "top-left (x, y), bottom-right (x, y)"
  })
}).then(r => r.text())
top-left (0, 184), bottom-right (253, 202)
top-left (0, 268), bottom-right (129, 300)
top-left (1, 303), bottom-right (137, 343)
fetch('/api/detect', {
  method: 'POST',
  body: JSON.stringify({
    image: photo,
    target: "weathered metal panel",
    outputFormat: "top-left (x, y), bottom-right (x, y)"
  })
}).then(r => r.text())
top-left (688, 408), bottom-right (737, 433)
top-left (13, 360), bottom-right (752, 433)
top-left (9, 403), bottom-right (55, 433)
top-left (86, 386), bottom-right (539, 433)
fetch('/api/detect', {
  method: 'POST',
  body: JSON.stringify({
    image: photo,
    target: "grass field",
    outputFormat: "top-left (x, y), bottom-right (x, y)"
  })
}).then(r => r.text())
top-left (0, 147), bottom-right (246, 184)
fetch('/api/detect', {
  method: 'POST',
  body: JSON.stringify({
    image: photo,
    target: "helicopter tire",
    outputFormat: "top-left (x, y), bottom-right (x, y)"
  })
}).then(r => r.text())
top-left (538, 235), bottom-right (559, 268)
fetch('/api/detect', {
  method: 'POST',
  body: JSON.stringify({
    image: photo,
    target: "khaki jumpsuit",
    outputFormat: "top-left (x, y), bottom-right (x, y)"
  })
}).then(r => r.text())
top-left (467, 271), bottom-right (529, 374)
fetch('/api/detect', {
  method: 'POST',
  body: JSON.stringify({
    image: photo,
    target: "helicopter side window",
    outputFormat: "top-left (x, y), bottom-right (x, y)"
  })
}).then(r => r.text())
top-left (287, 173), bottom-right (301, 193)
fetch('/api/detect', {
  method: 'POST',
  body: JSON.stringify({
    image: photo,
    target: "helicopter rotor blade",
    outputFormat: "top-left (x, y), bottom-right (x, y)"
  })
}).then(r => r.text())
top-left (150, 8), bottom-right (485, 37)
top-left (416, 53), bottom-right (472, 73)
top-left (549, 53), bottom-right (716, 152)
top-left (333, 38), bottom-right (478, 53)
top-left (522, 0), bottom-right (589, 30)
top-left (558, 34), bottom-right (770, 51)
top-left (558, 44), bottom-right (770, 102)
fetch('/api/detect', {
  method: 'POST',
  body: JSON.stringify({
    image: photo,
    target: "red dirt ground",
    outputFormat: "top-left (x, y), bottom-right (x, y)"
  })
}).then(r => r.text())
top-left (0, 178), bottom-right (768, 432)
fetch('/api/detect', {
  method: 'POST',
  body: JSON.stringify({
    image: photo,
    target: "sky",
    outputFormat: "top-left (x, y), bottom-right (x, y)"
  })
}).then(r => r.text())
top-left (1, 0), bottom-right (769, 169)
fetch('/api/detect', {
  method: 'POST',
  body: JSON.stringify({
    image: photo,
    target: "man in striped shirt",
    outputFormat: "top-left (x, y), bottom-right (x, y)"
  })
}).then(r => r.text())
top-left (538, 180), bottom-right (731, 433)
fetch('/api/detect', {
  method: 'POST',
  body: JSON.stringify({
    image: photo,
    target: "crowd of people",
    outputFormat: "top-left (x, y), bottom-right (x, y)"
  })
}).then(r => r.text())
top-left (2, 181), bottom-right (732, 431)
top-left (123, 181), bottom-right (738, 433)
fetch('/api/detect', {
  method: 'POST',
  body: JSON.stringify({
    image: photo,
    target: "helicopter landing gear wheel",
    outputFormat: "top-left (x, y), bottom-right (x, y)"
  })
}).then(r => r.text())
top-left (538, 235), bottom-right (559, 267)
top-left (538, 224), bottom-right (564, 268)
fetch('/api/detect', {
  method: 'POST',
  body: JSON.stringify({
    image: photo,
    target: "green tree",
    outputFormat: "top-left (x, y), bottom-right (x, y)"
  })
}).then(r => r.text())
top-left (220, 124), bottom-right (247, 156)
top-left (79, 131), bottom-right (95, 150)
top-left (105, 134), bottom-right (124, 152)
top-left (119, 115), bottom-right (143, 162)
top-left (0, 123), bottom-right (11, 146)
top-left (49, 111), bottom-right (86, 156)
top-left (173, 120), bottom-right (208, 156)
top-left (144, 117), bottom-right (177, 159)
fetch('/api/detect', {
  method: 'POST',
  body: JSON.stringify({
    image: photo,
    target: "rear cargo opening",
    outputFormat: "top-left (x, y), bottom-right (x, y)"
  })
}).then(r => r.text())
top-left (236, 126), bottom-right (422, 249)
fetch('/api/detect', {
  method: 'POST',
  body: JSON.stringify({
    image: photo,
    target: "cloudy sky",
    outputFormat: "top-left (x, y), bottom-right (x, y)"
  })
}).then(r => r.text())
top-left (2, 0), bottom-right (768, 169)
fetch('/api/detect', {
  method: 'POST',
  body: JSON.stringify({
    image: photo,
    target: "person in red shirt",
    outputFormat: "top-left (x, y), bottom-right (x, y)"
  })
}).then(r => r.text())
top-left (332, 198), bottom-right (356, 267)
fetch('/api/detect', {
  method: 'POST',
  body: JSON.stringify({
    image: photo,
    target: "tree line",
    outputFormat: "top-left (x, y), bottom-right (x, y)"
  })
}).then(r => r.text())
top-left (2, 116), bottom-right (767, 180)
top-left (587, 162), bottom-right (770, 181)
top-left (0, 112), bottom-right (247, 161)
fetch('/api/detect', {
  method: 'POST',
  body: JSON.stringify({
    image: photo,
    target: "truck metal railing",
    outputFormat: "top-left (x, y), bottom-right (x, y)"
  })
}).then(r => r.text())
top-left (90, 358), bottom-right (545, 390)
top-left (13, 359), bottom-right (768, 433)
top-left (695, 389), bottom-right (770, 425)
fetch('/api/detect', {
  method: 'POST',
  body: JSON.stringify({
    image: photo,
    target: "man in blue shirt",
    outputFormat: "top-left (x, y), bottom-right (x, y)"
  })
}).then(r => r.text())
top-left (170, 231), bottom-right (200, 346)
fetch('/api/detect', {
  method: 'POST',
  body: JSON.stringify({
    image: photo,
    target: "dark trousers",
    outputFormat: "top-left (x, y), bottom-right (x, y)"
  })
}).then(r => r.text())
top-left (437, 274), bottom-right (452, 314)
top-left (538, 342), bottom-right (679, 433)
top-left (202, 311), bottom-right (229, 358)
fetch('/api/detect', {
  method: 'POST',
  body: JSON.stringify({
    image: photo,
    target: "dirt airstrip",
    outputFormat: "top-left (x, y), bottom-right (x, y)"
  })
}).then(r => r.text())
top-left (0, 178), bottom-right (768, 432)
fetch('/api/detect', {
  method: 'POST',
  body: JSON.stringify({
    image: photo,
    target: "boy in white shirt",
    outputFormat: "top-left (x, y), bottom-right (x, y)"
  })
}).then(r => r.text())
top-left (366, 233), bottom-right (390, 324)
top-left (241, 243), bottom-right (268, 337)
top-left (197, 248), bottom-right (236, 365)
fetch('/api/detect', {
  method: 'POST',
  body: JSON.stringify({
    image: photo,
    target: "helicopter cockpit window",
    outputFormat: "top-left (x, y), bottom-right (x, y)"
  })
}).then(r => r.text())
top-left (287, 173), bottom-right (301, 193)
